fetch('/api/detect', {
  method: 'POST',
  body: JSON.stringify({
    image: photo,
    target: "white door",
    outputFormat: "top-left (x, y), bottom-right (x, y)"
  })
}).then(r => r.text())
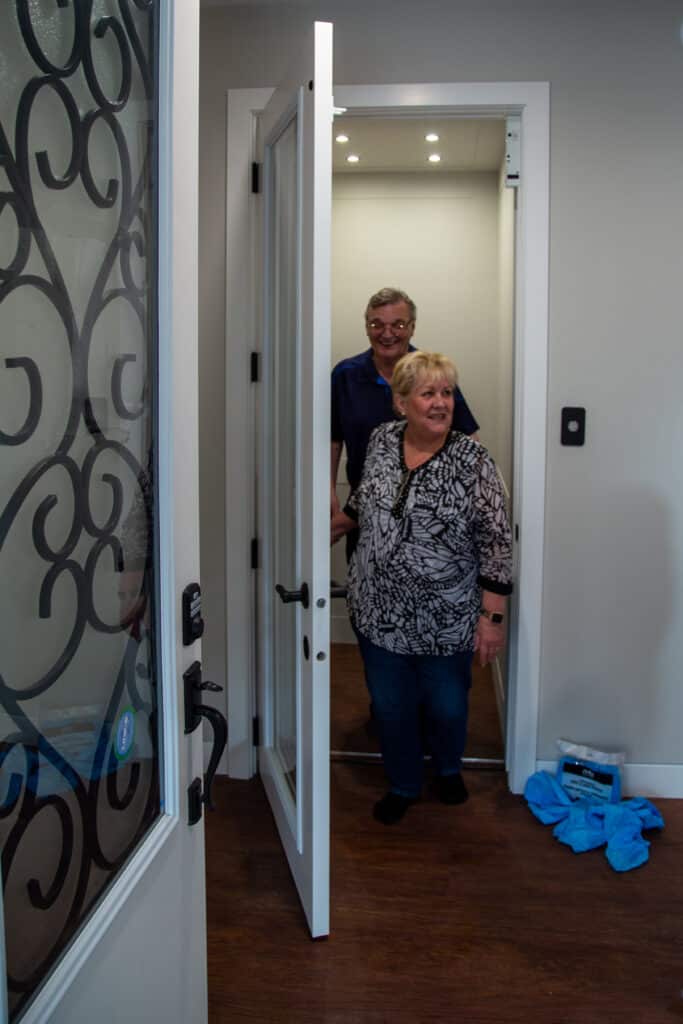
top-left (255, 22), bottom-right (332, 938)
top-left (0, 4), bottom-right (208, 1022)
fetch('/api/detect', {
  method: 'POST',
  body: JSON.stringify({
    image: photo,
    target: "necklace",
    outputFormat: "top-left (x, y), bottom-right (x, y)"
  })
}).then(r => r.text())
top-left (393, 428), bottom-right (448, 517)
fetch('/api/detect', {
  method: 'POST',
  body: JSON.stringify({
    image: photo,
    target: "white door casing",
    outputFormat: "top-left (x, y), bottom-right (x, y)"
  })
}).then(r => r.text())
top-left (254, 22), bottom-right (332, 939)
top-left (1, 4), bottom-right (208, 1021)
top-left (225, 78), bottom-right (549, 797)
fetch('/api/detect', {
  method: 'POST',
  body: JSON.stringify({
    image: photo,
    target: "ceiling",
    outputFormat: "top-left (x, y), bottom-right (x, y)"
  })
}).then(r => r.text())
top-left (332, 116), bottom-right (505, 174)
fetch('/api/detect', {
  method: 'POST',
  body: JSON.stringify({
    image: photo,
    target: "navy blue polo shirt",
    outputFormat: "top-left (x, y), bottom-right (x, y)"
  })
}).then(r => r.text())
top-left (331, 347), bottom-right (479, 490)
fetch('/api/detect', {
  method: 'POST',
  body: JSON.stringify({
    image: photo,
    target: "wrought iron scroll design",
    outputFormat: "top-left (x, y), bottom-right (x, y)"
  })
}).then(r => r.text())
top-left (0, 1), bottom-right (159, 1012)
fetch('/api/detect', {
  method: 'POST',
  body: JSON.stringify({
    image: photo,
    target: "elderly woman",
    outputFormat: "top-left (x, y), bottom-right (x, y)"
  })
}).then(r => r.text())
top-left (332, 351), bottom-right (513, 825)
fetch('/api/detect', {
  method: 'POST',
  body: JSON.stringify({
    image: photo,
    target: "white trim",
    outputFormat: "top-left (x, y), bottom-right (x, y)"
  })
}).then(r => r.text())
top-left (492, 656), bottom-right (505, 733)
top-left (157, 0), bottom-right (181, 822)
top-left (333, 81), bottom-right (545, 115)
top-left (19, 816), bottom-right (180, 1024)
top-left (225, 87), bottom-right (273, 779)
top-left (0, 880), bottom-right (6, 1024)
top-left (225, 81), bottom-right (550, 796)
top-left (536, 762), bottom-right (683, 800)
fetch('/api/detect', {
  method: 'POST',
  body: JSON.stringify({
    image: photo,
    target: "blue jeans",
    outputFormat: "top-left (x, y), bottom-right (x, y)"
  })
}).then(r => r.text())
top-left (356, 631), bottom-right (473, 799)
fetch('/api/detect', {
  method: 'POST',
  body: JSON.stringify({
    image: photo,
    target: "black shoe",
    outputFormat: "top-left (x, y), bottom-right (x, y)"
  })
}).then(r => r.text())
top-left (433, 773), bottom-right (469, 805)
top-left (373, 791), bottom-right (418, 825)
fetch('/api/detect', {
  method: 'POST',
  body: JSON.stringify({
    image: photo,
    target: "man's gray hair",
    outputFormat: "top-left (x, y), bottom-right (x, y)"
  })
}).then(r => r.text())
top-left (365, 287), bottom-right (417, 322)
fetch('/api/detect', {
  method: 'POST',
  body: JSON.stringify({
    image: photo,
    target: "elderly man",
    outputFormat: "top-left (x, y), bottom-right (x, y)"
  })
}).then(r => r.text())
top-left (331, 287), bottom-right (479, 549)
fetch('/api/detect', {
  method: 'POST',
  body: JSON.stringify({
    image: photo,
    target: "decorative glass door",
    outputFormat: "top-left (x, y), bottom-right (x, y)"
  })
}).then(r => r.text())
top-left (0, 4), bottom-right (168, 1018)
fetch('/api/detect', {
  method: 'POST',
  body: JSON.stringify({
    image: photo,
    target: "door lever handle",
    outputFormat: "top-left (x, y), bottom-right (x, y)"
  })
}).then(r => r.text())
top-left (275, 582), bottom-right (309, 608)
top-left (183, 661), bottom-right (227, 823)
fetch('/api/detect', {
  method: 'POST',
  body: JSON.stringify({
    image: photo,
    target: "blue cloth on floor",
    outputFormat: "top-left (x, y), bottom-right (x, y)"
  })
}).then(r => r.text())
top-left (524, 771), bottom-right (664, 872)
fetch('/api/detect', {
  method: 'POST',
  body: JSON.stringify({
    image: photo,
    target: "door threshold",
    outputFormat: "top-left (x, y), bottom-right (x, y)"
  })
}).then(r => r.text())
top-left (330, 750), bottom-right (504, 770)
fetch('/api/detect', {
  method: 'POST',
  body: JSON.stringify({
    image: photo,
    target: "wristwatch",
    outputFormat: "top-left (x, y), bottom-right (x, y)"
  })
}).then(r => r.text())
top-left (480, 609), bottom-right (505, 624)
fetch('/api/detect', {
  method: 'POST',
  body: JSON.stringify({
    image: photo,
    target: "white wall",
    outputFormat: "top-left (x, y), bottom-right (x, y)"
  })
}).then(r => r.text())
top-left (199, 0), bottom-right (683, 772)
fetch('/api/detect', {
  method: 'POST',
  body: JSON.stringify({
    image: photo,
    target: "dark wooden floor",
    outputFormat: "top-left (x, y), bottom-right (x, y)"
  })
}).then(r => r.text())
top-left (206, 764), bottom-right (683, 1023)
top-left (331, 643), bottom-right (504, 760)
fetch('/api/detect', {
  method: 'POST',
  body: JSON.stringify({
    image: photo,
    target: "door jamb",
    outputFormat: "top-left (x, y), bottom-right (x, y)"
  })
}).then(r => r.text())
top-left (225, 81), bottom-right (549, 793)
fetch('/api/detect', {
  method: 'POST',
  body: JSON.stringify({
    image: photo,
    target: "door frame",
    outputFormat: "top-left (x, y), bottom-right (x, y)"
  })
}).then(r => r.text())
top-left (6, 4), bottom-right (206, 1020)
top-left (225, 81), bottom-right (549, 794)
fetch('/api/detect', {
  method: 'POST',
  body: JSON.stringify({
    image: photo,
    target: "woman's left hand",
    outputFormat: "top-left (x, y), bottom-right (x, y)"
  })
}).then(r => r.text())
top-left (474, 615), bottom-right (506, 667)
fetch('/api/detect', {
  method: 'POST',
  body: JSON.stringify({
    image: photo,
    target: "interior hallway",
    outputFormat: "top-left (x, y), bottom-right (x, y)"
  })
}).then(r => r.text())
top-left (206, 767), bottom-right (683, 1023)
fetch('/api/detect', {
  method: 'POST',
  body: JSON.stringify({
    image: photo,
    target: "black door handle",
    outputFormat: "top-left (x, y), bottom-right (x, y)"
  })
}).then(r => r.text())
top-left (275, 582), bottom-right (309, 609)
top-left (183, 661), bottom-right (228, 823)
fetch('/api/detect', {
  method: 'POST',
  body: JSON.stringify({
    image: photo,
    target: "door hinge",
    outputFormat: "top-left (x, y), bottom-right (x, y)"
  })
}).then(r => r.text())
top-left (251, 161), bottom-right (261, 194)
top-left (250, 537), bottom-right (259, 569)
top-left (252, 716), bottom-right (260, 746)
top-left (250, 351), bottom-right (260, 382)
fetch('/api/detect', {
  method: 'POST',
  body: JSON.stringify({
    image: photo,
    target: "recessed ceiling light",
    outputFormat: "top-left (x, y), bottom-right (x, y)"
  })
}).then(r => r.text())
top-left (335, 134), bottom-right (349, 143)
top-left (425, 133), bottom-right (440, 143)
top-left (428, 153), bottom-right (441, 163)
top-left (346, 154), bottom-right (360, 163)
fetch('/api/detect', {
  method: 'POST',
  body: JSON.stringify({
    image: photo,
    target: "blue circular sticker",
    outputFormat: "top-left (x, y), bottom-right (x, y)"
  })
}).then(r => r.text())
top-left (114, 707), bottom-right (136, 761)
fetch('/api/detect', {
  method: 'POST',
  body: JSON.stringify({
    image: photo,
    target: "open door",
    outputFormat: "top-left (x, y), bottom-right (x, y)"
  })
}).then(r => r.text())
top-left (0, 4), bottom-right (210, 1020)
top-left (255, 22), bottom-right (332, 938)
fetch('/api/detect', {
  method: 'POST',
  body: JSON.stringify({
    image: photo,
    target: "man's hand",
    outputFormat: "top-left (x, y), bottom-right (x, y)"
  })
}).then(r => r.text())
top-left (330, 441), bottom-right (343, 519)
top-left (331, 511), bottom-right (355, 546)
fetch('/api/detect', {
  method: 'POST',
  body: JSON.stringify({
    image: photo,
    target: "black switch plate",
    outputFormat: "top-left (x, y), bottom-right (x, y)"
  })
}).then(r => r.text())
top-left (561, 407), bottom-right (586, 446)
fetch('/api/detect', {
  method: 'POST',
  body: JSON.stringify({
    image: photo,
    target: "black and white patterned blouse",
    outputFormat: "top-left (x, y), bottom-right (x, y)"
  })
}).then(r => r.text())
top-left (344, 421), bottom-right (512, 656)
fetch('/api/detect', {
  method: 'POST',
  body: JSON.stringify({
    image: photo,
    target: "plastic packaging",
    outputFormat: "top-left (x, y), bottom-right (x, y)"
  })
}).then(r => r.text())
top-left (555, 738), bottom-right (625, 803)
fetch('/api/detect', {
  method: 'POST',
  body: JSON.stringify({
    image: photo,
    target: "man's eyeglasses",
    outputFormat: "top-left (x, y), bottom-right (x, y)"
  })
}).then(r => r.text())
top-left (366, 318), bottom-right (413, 333)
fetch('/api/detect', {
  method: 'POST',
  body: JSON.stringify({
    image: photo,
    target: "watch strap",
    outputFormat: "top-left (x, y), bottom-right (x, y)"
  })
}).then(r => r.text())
top-left (480, 609), bottom-right (504, 624)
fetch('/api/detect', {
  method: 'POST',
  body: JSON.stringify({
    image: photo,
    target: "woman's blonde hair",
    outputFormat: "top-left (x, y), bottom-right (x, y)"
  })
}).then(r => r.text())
top-left (392, 351), bottom-right (458, 402)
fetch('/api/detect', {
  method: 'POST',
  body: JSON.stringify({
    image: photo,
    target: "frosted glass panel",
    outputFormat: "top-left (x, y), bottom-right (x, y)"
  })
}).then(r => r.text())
top-left (0, 4), bottom-right (161, 1019)
top-left (268, 115), bottom-right (299, 798)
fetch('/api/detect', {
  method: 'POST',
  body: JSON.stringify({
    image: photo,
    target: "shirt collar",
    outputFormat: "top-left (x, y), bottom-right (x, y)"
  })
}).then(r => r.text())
top-left (359, 344), bottom-right (417, 385)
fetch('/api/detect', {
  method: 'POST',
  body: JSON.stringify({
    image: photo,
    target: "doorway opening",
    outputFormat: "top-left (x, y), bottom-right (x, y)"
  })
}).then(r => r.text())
top-left (328, 113), bottom-right (515, 769)
top-left (225, 81), bottom-right (549, 796)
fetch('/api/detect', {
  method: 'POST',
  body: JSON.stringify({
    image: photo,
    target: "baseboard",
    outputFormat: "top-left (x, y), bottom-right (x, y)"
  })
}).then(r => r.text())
top-left (536, 760), bottom-right (683, 799)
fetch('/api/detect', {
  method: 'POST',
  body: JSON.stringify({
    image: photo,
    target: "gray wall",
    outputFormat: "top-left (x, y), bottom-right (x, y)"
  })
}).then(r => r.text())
top-left (199, 0), bottom-right (683, 765)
